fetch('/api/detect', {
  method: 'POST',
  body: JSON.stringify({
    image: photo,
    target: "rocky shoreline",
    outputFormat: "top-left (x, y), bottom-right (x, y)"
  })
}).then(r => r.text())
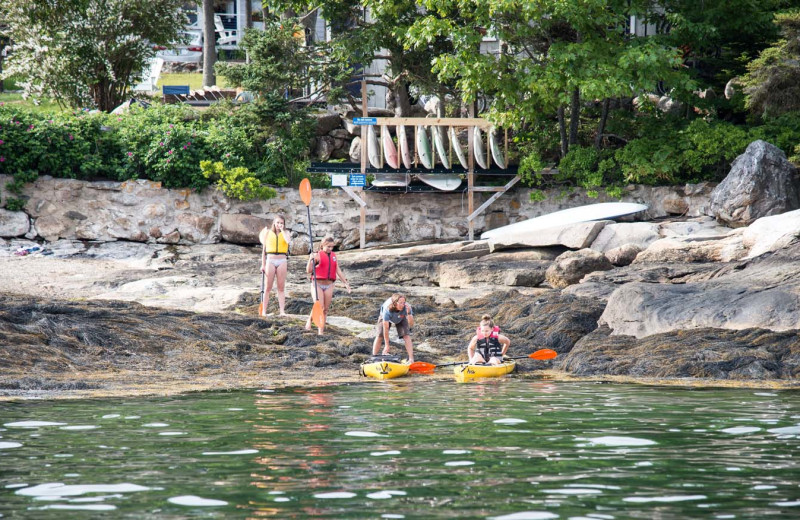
top-left (2, 140), bottom-right (799, 398)
top-left (2, 206), bottom-right (799, 399)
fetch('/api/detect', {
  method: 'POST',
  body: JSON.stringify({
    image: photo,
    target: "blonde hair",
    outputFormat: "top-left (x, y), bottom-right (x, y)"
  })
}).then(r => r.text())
top-left (270, 214), bottom-right (286, 234)
top-left (317, 235), bottom-right (335, 251)
top-left (479, 314), bottom-right (494, 328)
top-left (390, 293), bottom-right (405, 305)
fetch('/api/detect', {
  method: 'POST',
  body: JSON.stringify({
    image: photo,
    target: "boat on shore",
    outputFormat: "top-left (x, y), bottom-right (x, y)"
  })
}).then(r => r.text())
top-left (361, 356), bottom-right (411, 380)
top-left (454, 360), bottom-right (516, 382)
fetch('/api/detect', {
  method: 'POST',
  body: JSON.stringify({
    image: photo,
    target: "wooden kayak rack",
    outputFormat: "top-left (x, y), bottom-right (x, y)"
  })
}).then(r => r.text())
top-left (320, 83), bottom-right (520, 248)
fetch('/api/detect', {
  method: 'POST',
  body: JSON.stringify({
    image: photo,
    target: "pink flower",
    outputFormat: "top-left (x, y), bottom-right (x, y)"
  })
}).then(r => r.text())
top-left (182, 145), bottom-right (187, 150)
top-left (225, 153), bottom-right (231, 158)
top-left (127, 152), bottom-right (133, 157)
top-left (169, 124), bottom-right (174, 128)
top-left (159, 142), bottom-right (164, 146)
top-left (168, 149), bottom-right (173, 154)
top-left (166, 158), bottom-right (171, 163)
top-left (166, 130), bottom-right (171, 135)
top-left (0, 139), bottom-right (4, 145)
top-left (68, 134), bottom-right (73, 140)
top-left (187, 142), bottom-right (191, 146)
top-left (0, 157), bottom-right (5, 162)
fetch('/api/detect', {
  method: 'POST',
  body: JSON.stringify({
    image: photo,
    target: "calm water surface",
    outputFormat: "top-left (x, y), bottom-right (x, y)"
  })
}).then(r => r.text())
top-left (1, 381), bottom-right (799, 519)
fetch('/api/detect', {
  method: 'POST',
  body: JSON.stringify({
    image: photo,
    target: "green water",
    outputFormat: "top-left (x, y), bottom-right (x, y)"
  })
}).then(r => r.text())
top-left (1, 381), bottom-right (798, 519)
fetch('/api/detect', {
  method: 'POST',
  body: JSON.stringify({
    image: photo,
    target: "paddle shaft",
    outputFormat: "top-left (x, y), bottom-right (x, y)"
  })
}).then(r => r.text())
top-left (306, 204), bottom-right (318, 301)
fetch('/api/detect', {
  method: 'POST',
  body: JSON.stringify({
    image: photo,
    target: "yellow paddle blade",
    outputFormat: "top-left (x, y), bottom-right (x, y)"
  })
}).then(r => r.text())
top-left (530, 349), bottom-right (557, 360)
top-left (299, 178), bottom-right (312, 206)
top-left (310, 301), bottom-right (324, 329)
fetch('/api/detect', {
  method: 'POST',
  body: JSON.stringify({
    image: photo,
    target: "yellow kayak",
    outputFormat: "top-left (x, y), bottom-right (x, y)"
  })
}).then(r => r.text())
top-left (360, 356), bottom-right (410, 380)
top-left (454, 360), bottom-right (516, 383)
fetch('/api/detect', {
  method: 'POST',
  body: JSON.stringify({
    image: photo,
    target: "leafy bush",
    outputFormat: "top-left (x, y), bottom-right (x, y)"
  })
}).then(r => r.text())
top-left (557, 146), bottom-right (603, 190)
top-left (200, 161), bottom-right (277, 200)
top-left (0, 97), bottom-right (319, 207)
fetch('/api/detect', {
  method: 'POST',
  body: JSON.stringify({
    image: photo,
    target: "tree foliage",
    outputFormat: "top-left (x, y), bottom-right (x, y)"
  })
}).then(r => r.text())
top-left (406, 0), bottom-right (694, 155)
top-left (742, 9), bottom-right (800, 118)
top-left (0, 0), bottom-right (187, 111)
top-left (263, 0), bottom-right (454, 115)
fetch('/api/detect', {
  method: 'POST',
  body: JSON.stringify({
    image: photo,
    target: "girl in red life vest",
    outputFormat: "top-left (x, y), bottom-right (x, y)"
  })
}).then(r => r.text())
top-left (305, 235), bottom-right (351, 334)
top-left (259, 214), bottom-right (292, 317)
top-left (467, 315), bottom-right (511, 365)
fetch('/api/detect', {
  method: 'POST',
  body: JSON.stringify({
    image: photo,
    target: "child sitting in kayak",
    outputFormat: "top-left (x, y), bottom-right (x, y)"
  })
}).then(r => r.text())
top-left (467, 315), bottom-right (511, 365)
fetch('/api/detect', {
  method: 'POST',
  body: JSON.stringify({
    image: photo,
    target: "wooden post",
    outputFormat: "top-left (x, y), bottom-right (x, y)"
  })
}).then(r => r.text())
top-left (360, 80), bottom-right (368, 249)
top-left (467, 106), bottom-right (475, 240)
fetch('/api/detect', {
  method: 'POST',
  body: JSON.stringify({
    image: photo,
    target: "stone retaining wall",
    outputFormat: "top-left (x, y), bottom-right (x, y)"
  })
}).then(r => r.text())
top-left (0, 174), bottom-right (714, 250)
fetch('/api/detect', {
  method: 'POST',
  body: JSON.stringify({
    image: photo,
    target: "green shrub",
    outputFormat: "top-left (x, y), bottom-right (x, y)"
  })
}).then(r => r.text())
top-left (200, 160), bottom-right (277, 201)
top-left (557, 146), bottom-right (603, 190)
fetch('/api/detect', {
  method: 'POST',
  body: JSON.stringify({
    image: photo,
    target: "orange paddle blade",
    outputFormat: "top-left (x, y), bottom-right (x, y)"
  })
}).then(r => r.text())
top-left (408, 361), bottom-right (436, 373)
top-left (530, 349), bottom-right (558, 360)
top-left (299, 178), bottom-right (312, 206)
top-left (258, 302), bottom-right (264, 315)
top-left (310, 301), bottom-right (324, 329)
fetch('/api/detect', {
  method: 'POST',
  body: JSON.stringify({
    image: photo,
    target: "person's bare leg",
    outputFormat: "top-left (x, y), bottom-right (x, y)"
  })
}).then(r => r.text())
top-left (276, 261), bottom-right (288, 316)
top-left (263, 262), bottom-right (278, 316)
top-left (403, 335), bottom-right (414, 363)
top-left (372, 332), bottom-right (383, 356)
top-left (318, 286), bottom-right (334, 335)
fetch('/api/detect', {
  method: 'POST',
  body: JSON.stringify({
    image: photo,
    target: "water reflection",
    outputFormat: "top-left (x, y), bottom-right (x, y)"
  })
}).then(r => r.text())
top-left (0, 382), bottom-right (798, 518)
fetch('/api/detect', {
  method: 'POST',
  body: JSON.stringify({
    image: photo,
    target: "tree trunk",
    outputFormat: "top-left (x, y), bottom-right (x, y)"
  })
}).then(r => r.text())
top-left (394, 81), bottom-right (412, 117)
top-left (558, 105), bottom-right (568, 158)
top-left (595, 98), bottom-right (610, 149)
top-left (568, 87), bottom-right (580, 146)
top-left (245, 0), bottom-right (252, 29)
top-left (202, 0), bottom-right (216, 88)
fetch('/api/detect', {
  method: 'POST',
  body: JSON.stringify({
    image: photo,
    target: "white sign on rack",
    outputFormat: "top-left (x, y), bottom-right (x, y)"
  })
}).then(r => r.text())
top-left (331, 174), bottom-right (348, 187)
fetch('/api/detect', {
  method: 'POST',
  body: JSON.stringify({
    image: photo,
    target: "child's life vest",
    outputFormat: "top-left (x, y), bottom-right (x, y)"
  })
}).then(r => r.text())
top-left (476, 326), bottom-right (502, 359)
top-left (315, 251), bottom-right (337, 281)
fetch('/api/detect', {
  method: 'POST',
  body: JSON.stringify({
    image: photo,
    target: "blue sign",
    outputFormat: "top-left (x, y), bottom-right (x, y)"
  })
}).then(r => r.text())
top-left (349, 174), bottom-right (367, 187)
top-left (352, 117), bottom-right (377, 126)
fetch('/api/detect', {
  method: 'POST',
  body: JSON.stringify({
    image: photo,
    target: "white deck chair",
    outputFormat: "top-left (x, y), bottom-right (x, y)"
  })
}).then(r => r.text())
top-left (214, 14), bottom-right (239, 46)
top-left (132, 57), bottom-right (164, 92)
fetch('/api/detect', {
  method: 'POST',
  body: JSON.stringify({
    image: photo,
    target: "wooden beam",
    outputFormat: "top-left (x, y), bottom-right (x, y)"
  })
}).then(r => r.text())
top-left (340, 185), bottom-right (366, 207)
top-left (367, 117), bottom-right (491, 127)
top-left (471, 186), bottom-right (512, 192)
top-left (467, 175), bottom-right (521, 222)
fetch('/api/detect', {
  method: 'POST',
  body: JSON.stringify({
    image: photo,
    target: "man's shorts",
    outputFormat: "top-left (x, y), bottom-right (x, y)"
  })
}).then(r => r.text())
top-left (375, 317), bottom-right (411, 339)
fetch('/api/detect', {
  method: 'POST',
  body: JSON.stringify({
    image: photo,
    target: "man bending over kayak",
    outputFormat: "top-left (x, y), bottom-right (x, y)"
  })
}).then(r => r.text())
top-left (372, 293), bottom-right (415, 363)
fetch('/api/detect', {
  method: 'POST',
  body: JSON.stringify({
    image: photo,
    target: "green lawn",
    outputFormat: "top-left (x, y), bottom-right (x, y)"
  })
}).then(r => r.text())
top-left (157, 73), bottom-right (230, 91)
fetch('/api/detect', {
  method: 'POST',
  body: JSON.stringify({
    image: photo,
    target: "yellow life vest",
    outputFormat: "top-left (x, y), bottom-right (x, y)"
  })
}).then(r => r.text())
top-left (265, 230), bottom-right (289, 254)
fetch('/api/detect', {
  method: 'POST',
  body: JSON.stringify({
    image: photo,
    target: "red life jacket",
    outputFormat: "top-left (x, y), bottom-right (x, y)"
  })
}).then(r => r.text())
top-left (315, 251), bottom-right (337, 281)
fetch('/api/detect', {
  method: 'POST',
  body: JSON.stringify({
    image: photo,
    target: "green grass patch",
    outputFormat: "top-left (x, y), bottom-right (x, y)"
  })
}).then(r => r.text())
top-left (157, 73), bottom-right (230, 91)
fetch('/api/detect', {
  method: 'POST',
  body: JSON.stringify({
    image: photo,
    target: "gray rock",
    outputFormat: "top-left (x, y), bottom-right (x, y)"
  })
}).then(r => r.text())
top-left (605, 243), bottom-right (641, 266)
top-left (590, 222), bottom-right (659, 253)
top-left (546, 248), bottom-right (613, 289)
top-left (600, 243), bottom-right (800, 338)
top-left (708, 140), bottom-right (800, 227)
top-left (0, 209), bottom-right (31, 237)
top-left (314, 112), bottom-right (342, 136)
top-left (489, 221), bottom-right (607, 251)
top-left (743, 208), bottom-right (800, 258)
top-left (220, 214), bottom-right (268, 245)
top-left (349, 137), bottom-right (362, 163)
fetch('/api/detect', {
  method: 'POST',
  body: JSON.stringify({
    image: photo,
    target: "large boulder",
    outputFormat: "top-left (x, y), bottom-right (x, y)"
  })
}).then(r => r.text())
top-left (220, 214), bottom-right (268, 245)
top-left (545, 248), bottom-right (613, 289)
top-left (708, 140), bottom-right (800, 227)
top-left (600, 241), bottom-right (800, 338)
top-left (0, 209), bottom-right (30, 237)
top-left (589, 222), bottom-right (660, 253)
top-left (743, 208), bottom-right (800, 259)
top-left (489, 221), bottom-right (607, 252)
